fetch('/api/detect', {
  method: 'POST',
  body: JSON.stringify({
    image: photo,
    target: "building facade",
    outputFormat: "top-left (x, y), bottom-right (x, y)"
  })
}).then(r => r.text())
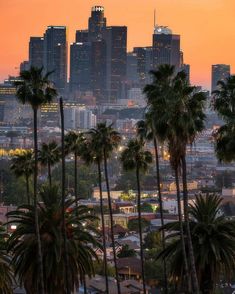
top-left (43, 26), bottom-right (67, 91)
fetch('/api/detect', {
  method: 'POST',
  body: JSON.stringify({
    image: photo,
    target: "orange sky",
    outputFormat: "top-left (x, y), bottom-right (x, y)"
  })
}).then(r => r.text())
top-left (0, 0), bottom-right (235, 89)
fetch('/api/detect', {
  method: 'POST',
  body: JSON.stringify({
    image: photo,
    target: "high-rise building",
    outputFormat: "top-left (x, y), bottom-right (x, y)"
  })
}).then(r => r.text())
top-left (105, 26), bottom-right (127, 102)
top-left (20, 61), bottom-right (30, 72)
top-left (133, 47), bottom-right (153, 87)
top-left (126, 52), bottom-right (138, 85)
top-left (29, 37), bottom-right (44, 68)
top-left (152, 25), bottom-right (180, 71)
top-left (70, 42), bottom-right (92, 93)
top-left (211, 64), bottom-right (230, 92)
top-left (75, 30), bottom-right (89, 43)
top-left (88, 6), bottom-right (106, 41)
top-left (43, 26), bottom-right (67, 91)
top-left (91, 40), bottom-right (107, 103)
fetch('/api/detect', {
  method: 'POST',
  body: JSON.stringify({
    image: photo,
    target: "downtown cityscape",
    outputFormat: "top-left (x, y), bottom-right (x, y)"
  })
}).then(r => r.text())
top-left (0, 2), bottom-right (235, 294)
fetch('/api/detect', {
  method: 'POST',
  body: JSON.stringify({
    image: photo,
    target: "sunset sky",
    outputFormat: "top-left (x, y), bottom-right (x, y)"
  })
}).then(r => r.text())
top-left (0, 0), bottom-right (235, 89)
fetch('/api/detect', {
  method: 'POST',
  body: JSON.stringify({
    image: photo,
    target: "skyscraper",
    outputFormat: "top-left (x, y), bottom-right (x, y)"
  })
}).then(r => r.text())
top-left (29, 37), bottom-right (44, 68)
top-left (91, 40), bottom-right (107, 103)
top-left (211, 64), bottom-right (230, 92)
top-left (75, 30), bottom-right (89, 43)
top-left (126, 52), bottom-right (138, 85)
top-left (152, 25), bottom-right (180, 71)
top-left (133, 47), bottom-right (153, 87)
top-left (88, 6), bottom-right (106, 42)
top-left (105, 26), bottom-right (127, 102)
top-left (70, 42), bottom-right (92, 93)
top-left (43, 26), bottom-right (67, 91)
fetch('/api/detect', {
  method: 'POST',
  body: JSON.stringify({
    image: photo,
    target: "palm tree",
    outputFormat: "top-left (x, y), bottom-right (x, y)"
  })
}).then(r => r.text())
top-left (144, 65), bottom-right (206, 293)
top-left (0, 225), bottom-right (14, 294)
top-left (213, 75), bottom-right (235, 163)
top-left (159, 194), bottom-right (235, 294)
top-left (14, 66), bottom-right (57, 293)
top-left (59, 97), bottom-right (69, 294)
top-left (38, 141), bottom-right (60, 187)
top-left (7, 185), bottom-right (99, 293)
top-left (120, 139), bottom-right (152, 294)
top-left (88, 123), bottom-right (121, 294)
top-left (10, 150), bottom-right (34, 205)
top-left (64, 131), bottom-right (86, 206)
top-left (81, 136), bottom-right (109, 294)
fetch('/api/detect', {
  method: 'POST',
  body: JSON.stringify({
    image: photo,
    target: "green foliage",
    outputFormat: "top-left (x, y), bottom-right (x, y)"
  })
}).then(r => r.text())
top-left (127, 218), bottom-right (150, 233)
top-left (120, 191), bottom-right (135, 201)
top-left (159, 193), bottom-right (235, 292)
top-left (14, 66), bottom-right (57, 109)
top-left (141, 202), bottom-right (154, 213)
top-left (52, 162), bottom-right (98, 199)
top-left (120, 139), bottom-right (152, 173)
top-left (93, 260), bottom-right (115, 277)
top-left (117, 244), bottom-right (137, 258)
top-left (0, 225), bottom-right (14, 294)
top-left (7, 185), bottom-right (99, 293)
top-left (144, 231), bottom-right (162, 249)
top-left (213, 75), bottom-right (235, 163)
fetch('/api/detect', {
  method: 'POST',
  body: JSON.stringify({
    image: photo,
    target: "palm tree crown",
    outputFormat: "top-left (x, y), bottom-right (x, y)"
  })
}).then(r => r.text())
top-left (213, 75), bottom-right (235, 162)
top-left (159, 194), bottom-right (235, 293)
top-left (7, 185), bottom-right (99, 293)
top-left (14, 66), bottom-right (57, 110)
top-left (38, 141), bottom-right (60, 186)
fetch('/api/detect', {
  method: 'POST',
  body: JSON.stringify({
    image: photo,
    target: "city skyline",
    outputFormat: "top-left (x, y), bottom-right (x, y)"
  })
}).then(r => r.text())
top-left (1, 0), bottom-right (235, 89)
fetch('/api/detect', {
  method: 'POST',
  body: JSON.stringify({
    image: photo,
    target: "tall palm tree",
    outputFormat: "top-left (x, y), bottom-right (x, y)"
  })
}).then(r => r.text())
top-left (81, 137), bottom-right (109, 294)
top-left (120, 139), bottom-right (152, 294)
top-left (159, 194), bottom-right (235, 294)
top-left (88, 123), bottom-right (121, 294)
top-left (14, 66), bottom-right (57, 293)
top-left (136, 118), bottom-right (168, 293)
top-left (144, 65), bottom-right (206, 293)
top-left (64, 131), bottom-right (86, 206)
top-left (59, 98), bottom-right (70, 294)
top-left (0, 225), bottom-right (14, 294)
top-left (168, 139), bottom-right (191, 292)
top-left (38, 141), bottom-right (60, 187)
top-left (10, 150), bottom-right (34, 205)
top-left (7, 184), bottom-right (99, 293)
top-left (213, 75), bottom-right (235, 163)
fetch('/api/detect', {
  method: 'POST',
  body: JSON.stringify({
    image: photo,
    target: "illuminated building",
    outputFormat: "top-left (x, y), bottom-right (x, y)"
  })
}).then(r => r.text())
top-left (152, 25), bottom-right (180, 71)
top-left (105, 26), bottom-right (127, 102)
top-left (126, 52), bottom-right (138, 85)
top-left (40, 102), bottom-right (59, 127)
top-left (75, 30), bottom-right (89, 43)
top-left (43, 26), bottom-right (67, 91)
top-left (29, 37), bottom-right (44, 68)
top-left (133, 47), bottom-right (153, 87)
top-left (91, 40), bottom-right (107, 103)
top-left (70, 42), bottom-right (92, 93)
top-left (88, 6), bottom-right (106, 42)
top-left (211, 64), bottom-right (230, 93)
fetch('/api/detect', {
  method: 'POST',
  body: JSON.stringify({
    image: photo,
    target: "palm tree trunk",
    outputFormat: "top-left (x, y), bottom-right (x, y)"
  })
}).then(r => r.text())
top-left (103, 149), bottom-right (121, 294)
top-left (48, 161), bottom-right (52, 187)
top-left (98, 159), bottom-right (109, 294)
top-left (136, 167), bottom-right (146, 294)
top-left (181, 155), bottom-right (199, 294)
top-left (26, 174), bottom-right (30, 205)
top-left (59, 98), bottom-right (70, 294)
top-left (153, 137), bottom-right (168, 293)
top-left (174, 166), bottom-right (191, 292)
top-left (74, 151), bottom-right (78, 210)
top-left (33, 107), bottom-right (45, 294)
